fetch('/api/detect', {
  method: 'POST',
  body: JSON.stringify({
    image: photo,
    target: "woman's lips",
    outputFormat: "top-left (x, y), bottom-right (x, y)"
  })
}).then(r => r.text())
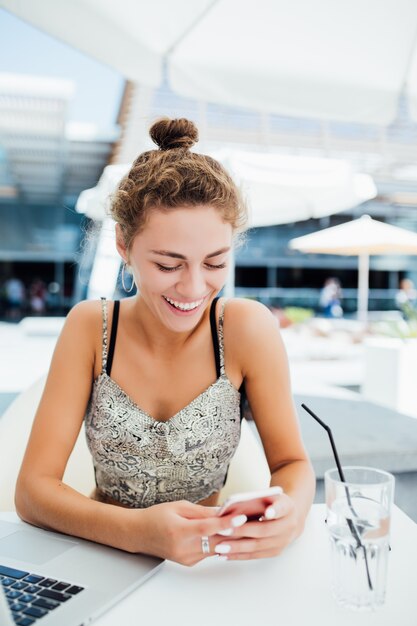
top-left (162, 295), bottom-right (206, 315)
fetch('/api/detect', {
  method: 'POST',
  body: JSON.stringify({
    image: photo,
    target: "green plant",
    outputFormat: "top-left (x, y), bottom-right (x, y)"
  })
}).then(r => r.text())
top-left (372, 303), bottom-right (417, 339)
top-left (402, 301), bottom-right (417, 322)
top-left (283, 307), bottom-right (314, 325)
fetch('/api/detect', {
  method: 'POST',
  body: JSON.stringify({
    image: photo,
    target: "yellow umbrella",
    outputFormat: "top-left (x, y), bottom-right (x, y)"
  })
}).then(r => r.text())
top-left (289, 215), bottom-right (417, 321)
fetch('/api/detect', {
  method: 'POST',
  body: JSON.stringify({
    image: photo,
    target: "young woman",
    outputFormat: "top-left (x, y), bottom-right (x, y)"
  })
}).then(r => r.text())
top-left (15, 118), bottom-right (315, 566)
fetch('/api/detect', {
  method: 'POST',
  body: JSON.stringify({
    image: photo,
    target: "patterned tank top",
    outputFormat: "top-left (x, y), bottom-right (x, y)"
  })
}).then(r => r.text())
top-left (84, 297), bottom-right (242, 508)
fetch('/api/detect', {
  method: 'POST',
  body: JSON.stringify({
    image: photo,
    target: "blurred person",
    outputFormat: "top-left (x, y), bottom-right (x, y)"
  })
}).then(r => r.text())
top-left (319, 277), bottom-right (343, 318)
top-left (29, 277), bottom-right (47, 315)
top-left (4, 275), bottom-right (25, 321)
top-left (15, 117), bottom-right (315, 567)
top-left (395, 278), bottom-right (417, 311)
top-left (46, 281), bottom-right (61, 314)
top-left (0, 281), bottom-right (5, 317)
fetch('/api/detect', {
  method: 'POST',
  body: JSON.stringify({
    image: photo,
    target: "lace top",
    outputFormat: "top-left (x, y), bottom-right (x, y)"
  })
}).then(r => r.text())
top-left (84, 297), bottom-right (242, 508)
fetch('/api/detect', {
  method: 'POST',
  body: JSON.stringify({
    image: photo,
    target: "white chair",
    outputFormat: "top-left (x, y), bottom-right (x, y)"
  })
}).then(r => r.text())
top-left (0, 375), bottom-right (270, 511)
top-left (220, 418), bottom-right (270, 499)
top-left (0, 375), bottom-right (94, 512)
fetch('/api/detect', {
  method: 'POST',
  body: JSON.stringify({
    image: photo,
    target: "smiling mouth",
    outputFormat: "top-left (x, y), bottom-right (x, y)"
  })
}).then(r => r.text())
top-left (162, 295), bottom-right (205, 312)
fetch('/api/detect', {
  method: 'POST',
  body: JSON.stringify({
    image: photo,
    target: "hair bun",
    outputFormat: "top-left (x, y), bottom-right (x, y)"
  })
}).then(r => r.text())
top-left (149, 117), bottom-right (198, 151)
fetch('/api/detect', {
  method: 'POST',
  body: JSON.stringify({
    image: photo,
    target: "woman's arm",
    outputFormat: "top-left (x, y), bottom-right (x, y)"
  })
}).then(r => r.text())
top-left (15, 300), bottom-right (239, 564)
top-left (15, 301), bottom-right (133, 548)
top-left (219, 299), bottom-right (316, 559)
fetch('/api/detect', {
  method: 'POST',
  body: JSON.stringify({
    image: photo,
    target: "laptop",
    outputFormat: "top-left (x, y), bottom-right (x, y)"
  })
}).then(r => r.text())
top-left (1, 582), bottom-right (15, 626)
top-left (0, 518), bottom-right (163, 625)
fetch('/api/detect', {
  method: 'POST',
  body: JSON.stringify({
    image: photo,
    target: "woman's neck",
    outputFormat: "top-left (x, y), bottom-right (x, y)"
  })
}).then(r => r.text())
top-left (126, 295), bottom-right (210, 356)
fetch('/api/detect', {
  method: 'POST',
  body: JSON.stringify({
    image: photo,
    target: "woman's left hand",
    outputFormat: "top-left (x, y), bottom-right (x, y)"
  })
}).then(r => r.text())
top-left (213, 493), bottom-right (300, 560)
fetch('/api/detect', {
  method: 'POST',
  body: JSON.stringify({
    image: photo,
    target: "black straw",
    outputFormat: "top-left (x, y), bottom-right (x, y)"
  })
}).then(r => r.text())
top-left (301, 402), bottom-right (373, 591)
top-left (301, 403), bottom-right (345, 482)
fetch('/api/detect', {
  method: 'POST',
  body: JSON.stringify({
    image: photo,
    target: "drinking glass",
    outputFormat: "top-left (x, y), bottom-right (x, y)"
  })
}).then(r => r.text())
top-left (325, 466), bottom-right (395, 610)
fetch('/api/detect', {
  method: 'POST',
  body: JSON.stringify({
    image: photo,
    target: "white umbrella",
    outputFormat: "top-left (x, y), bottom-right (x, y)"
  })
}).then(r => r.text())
top-left (216, 150), bottom-right (376, 227)
top-left (77, 155), bottom-right (376, 299)
top-left (289, 215), bottom-right (417, 321)
top-left (3, 0), bottom-right (417, 124)
top-left (77, 154), bottom-right (376, 226)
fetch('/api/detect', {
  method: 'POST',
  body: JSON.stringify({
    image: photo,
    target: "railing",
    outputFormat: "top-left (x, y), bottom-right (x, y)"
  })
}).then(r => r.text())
top-left (234, 287), bottom-right (401, 313)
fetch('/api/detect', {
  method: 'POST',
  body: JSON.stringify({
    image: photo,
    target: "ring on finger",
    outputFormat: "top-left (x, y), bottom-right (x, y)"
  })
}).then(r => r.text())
top-left (201, 535), bottom-right (210, 555)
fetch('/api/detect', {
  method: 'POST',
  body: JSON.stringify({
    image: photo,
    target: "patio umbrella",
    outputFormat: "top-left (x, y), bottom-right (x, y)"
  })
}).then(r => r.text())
top-left (78, 155), bottom-right (376, 299)
top-left (77, 153), bottom-right (376, 226)
top-left (217, 150), bottom-right (376, 227)
top-left (289, 215), bottom-right (417, 321)
top-left (3, 0), bottom-right (417, 125)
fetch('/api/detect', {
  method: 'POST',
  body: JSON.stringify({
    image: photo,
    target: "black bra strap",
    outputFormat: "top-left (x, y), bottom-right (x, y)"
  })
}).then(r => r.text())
top-left (209, 297), bottom-right (221, 378)
top-left (106, 300), bottom-right (120, 376)
top-left (239, 381), bottom-right (247, 422)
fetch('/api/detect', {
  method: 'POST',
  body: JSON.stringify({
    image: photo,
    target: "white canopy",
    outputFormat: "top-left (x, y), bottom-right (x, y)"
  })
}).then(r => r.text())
top-left (78, 153), bottom-right (376, 300)
top-left (289, 215), bottom-right (417, 321)
top-left (217, 150), bottom-right (376, 227)
top-left (76, 153), bottom-right (376, 225)
top-left (3, 0), bottom-right (417, 124)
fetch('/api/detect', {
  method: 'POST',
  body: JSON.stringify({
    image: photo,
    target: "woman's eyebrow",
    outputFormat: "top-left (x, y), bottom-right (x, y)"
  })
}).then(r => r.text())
top-left (149, 247), bottom-right (230, 260)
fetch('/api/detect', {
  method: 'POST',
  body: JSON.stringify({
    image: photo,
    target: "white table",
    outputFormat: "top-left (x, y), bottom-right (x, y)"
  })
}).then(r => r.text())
top-left (96, 504), bottom-right (417, 626)
top-left (3, 504), bottom-right (417, 626)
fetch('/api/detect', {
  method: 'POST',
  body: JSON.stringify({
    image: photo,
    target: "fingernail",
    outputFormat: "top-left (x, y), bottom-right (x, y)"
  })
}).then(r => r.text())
top-left (216, 555), bottom-right (228, 562)
top-left (218, 528), bottom-right (234, 536)
top-left (231, 514), bottom-right (247, 527)
top-left (215, 544), bottom-right (231, 554)
top-left (264, 506), bottom-right (277, 519)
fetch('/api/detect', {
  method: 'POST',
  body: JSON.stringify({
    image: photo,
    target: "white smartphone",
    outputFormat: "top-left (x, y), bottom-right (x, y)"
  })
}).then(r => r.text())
top-left (217, 486), bottom-right (283, 521)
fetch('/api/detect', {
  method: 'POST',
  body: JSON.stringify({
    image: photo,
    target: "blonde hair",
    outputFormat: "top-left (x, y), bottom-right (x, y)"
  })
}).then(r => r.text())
top-left (110, 117), bottom-right (247, 250)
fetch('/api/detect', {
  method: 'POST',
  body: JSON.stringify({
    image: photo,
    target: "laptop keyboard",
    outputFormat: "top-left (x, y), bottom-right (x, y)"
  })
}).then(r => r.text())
top-left (0, 564), bottom-right (84, 625)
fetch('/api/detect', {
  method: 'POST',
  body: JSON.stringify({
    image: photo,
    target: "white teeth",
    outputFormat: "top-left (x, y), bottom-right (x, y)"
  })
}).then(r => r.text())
top-left (164, 296), bottom-right (204, 311)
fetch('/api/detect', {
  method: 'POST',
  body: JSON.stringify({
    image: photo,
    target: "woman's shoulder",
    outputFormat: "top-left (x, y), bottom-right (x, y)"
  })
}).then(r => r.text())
top-left (223, 297), bottom-right (280, 342)
top-left (47, 300), bottom-right (108, 378)
top-left (221, 299), bottom-right (282, 377)
top-left (66, 298), bottom-right (104, 325)
top-left (224, 296), bottom-right (277, 323)
top-left (62, 300), bottom-right (112, 369)
top-left (64, 299), bottom-right (116, 341)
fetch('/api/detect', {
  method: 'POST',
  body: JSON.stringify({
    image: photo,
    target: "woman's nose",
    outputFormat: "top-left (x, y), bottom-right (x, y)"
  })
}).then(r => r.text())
top-left (177, 268), bottom-right (206, 297)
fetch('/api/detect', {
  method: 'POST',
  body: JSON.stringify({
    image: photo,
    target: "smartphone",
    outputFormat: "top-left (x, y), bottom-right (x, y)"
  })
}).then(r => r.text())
top-left (217, 486), bottom-right (283, 521)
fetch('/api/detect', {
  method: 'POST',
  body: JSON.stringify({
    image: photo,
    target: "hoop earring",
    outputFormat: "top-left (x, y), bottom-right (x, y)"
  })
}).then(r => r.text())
top-left (121, 262), bottom-right (135, 293)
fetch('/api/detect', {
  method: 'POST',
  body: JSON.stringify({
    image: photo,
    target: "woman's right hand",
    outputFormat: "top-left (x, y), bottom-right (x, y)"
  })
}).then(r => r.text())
top-left (125, 500), bottom-right (246, 566)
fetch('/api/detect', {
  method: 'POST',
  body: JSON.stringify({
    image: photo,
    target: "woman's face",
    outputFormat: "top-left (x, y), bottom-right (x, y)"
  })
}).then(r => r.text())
top-left (118, 205), bottom-right (233, 333)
